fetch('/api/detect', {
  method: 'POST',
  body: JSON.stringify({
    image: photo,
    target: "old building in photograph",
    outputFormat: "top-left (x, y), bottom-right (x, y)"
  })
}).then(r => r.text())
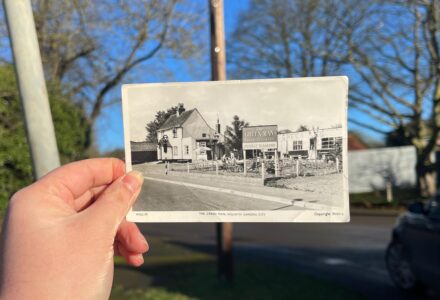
top-left (278, 127), bottom-right (343, 159)
top-left (124, 77), bottom-right (349, 222)
top-left (157, 104), bottom-right (224, 161)
top-left (130, 141), bottom-right (157, 164)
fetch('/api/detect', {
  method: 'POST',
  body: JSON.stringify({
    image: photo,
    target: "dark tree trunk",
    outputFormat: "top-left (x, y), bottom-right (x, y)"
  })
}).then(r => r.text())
top-left (416, 154), bottom-right (436, 197)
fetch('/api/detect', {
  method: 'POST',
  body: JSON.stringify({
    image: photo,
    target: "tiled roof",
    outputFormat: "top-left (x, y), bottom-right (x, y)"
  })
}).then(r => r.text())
top-left (158, 109), bottom-right (195, 131)
top-left (130, 141), bottom-right (157, 152)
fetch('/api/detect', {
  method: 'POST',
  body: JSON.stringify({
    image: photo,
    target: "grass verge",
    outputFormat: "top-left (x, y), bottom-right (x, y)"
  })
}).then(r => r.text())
top-left (111, 237), bottom-right (364, 300)
top-left (350, 188), bottom-right (421, 209)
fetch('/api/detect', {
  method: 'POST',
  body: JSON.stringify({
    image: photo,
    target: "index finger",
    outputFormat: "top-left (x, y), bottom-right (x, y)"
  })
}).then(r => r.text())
top-left (35, 158), bottom-right (125, 201)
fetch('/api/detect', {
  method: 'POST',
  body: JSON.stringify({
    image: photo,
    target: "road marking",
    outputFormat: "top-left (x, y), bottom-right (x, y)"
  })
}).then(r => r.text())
top-left (322, 257), bottom-right (352, 266)
top-left (143, 176), bottom-right (333, 210)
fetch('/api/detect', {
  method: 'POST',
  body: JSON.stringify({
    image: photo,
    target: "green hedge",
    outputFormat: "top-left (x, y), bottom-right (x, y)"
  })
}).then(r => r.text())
top-left (0, 64), bottom-right (89, 214)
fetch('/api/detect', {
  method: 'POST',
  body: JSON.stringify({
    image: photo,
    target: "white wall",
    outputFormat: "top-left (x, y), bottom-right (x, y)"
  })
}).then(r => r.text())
top-left (278, 127), bottom-right (344, 157)
top-left (182, 137), bottom-right (193, 160)
top-left (157, 128), bottom-right (183, 160)
top-left (348, 146), bottom-right (417, 193)
top-left (278, 131), bottom-right (312, 156)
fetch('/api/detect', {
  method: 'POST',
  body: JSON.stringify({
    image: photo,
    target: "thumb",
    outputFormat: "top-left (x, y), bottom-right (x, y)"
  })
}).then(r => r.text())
top-left (85, 171), bottom-right (143, 230)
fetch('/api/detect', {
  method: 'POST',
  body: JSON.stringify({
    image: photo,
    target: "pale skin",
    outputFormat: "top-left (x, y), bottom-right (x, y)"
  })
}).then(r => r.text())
top-left (0, 158), bottom-right (147, 300)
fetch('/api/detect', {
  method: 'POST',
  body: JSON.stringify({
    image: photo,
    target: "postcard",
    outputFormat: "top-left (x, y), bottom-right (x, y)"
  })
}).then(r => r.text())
top-left (122, 77), bottom-right (349, 222)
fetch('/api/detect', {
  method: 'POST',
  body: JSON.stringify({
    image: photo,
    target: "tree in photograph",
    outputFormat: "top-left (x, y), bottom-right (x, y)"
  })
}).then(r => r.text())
top-left (328, 139), bottom-right (342, 163)
top-left (296, 125), bottom-right (309, 132)
top-left (224, 115), bottom-right (249, 154)
top-left (0, 0), bottom-right (205, 152)
top-left (145, 105), bottom-right (179, 143)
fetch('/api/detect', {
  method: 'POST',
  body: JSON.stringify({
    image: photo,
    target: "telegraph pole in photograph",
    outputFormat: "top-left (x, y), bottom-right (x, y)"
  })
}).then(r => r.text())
top-left (3, 0), bottom-right (60, 178)
top-left (209, 0), bottom-right (234, 281)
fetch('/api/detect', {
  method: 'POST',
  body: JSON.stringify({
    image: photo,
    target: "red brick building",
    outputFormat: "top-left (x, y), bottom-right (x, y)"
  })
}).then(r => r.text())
top-left (347, 133), bottom-right (369, 151)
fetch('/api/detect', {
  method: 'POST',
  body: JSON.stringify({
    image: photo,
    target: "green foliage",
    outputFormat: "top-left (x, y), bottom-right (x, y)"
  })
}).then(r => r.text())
top-left (0, 66), bottom-right (32, 213)
top-left (0, 64), bottom-right (89, 214)
top-left (350, 188), bottom-right (420, 209)
top-left (101, 148), bottom-right (125, 160)
top-left (48, 82), bottom-right (89, 164)
top-left (111, 286), bottom-right (193, 300)
top-left (111, 237), bottom-right (363, 300)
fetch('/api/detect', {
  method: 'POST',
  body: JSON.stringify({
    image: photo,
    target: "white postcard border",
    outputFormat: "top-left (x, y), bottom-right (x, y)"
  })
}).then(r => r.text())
top-left (122, 76), bottom-right (350, 223)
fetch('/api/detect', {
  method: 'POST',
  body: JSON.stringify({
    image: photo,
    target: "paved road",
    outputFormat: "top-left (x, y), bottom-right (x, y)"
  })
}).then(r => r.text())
top-left (138, 215), bottom-right (434, 300)
top-left (132, 162), bottom-right (345, 211)
top-left (133, 177), bottom-right (305, 211)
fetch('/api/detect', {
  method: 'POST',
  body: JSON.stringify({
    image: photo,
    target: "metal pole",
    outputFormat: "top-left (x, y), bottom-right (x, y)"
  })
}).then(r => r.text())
top-left (3, 0), bottom-right (60, 179)
top-left (210, 0), bottom-right (233, 282)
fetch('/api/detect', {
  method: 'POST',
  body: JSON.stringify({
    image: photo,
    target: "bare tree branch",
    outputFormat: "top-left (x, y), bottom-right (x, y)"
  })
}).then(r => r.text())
top-left (348, 117), bottom-right (388, 134)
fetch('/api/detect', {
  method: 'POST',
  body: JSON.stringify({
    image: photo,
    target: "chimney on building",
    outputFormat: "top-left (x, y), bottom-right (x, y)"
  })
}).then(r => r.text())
top-left (177, 103), bottom-right (185, 117)
top-left (216, 114), bottom-right (221, 133)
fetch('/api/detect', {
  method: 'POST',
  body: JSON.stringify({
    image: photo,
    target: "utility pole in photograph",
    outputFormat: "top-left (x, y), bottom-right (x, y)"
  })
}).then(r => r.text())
top-left (209, 0), bottom-right (234, 282)
top-left (3, 0), bottom-right (60, 178)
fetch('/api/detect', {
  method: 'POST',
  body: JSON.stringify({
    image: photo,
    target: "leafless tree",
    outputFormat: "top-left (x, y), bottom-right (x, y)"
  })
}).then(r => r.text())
top-left (1, 0), bottom-right (205, 151)
top-left (229, 0), bottom-right (440, 196)
top-left (343, 0), bottom-right (440, 195)
top-left (228, 0), bottom-right (364, 78)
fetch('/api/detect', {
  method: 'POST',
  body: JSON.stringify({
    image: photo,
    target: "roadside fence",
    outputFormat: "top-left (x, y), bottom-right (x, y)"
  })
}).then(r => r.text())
top-left (168, 157), bottom-right (341, 183)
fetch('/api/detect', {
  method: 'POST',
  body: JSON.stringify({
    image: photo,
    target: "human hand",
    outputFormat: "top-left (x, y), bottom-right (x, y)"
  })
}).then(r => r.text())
top-left (0, 158), bottom-right (147, 300)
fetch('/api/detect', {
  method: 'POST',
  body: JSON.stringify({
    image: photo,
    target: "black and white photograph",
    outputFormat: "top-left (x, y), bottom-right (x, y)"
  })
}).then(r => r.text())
top-left (122, 77), bottom-right (349, 222)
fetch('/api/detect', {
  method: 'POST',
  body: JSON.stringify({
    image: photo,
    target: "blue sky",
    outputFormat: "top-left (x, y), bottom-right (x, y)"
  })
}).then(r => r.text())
top-left (0, 1), bottom-right (385, 152)
top-left (96, 0), bottom-right (384, 152)
top-left (97, 1), bottom-right (252, 152)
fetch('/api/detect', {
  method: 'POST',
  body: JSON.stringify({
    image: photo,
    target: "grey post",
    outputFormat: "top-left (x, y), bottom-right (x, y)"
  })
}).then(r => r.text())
top-left (386, 181), bottom-right (393, 203)
top-left (3, 0), bottom-right (60, 179)
top-left (243, 149), bottom-right (247, 176)
top-left (296, 159), bottom-right (299, 177)
top-left (261, 162), bottom-right (265, 185)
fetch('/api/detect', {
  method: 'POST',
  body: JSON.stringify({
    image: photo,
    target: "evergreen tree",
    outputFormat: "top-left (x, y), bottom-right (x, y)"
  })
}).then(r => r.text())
top-left (224, 115), bottom-right (249, 154)
top-left (145, 106), bottom-right (179, 143)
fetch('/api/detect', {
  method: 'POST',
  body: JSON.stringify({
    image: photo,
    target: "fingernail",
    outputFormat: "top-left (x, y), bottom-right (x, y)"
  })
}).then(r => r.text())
top-left (135, 253), bottom-right (144, 265)
top-left (138, 233), bottom-right (149, 248)
top-left (122, 171), bottom-right (143, 193)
